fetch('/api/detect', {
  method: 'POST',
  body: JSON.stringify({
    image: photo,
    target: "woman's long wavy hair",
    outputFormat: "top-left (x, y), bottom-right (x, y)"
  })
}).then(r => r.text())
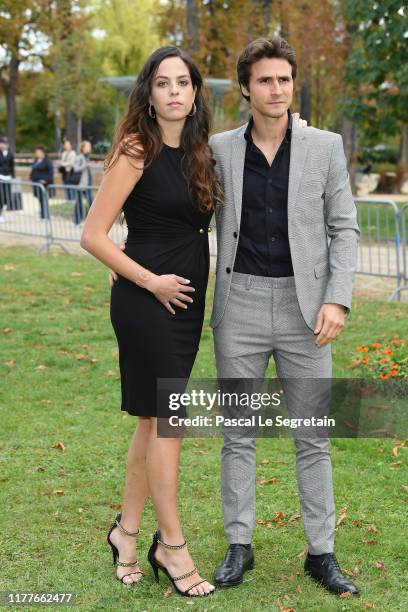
top-left (104, 46), bottom-right (223, 213)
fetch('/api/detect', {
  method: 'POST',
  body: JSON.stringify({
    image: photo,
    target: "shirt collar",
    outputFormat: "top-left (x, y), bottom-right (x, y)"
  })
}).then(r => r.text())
top-left (244, 109), bottom-right (292, 144)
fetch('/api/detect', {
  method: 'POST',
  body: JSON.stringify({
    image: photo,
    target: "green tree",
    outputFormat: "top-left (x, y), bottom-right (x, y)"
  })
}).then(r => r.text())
top-left (37, 0), bottom-right (103, 149)
top-left (93, 0), bottom-right (160, 76)
top-left (341, 1), bottom-right (408, 165)
top-left (0, 0), bottom-right (46, 151)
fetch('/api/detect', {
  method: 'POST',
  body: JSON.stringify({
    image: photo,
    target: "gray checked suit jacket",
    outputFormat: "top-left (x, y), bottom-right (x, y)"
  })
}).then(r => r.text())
top-left (209, 120), bottom-right (360, 331)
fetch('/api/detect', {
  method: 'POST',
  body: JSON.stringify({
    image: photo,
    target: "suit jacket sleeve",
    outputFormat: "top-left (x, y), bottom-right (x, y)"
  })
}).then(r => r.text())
top-left (323, 134), bottom-right (360, 310)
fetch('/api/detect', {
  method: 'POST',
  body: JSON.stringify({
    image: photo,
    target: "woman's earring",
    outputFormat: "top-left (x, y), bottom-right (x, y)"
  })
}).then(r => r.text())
top-left (148, 104), bottom-right (156, 119)
top-left (188, 102), bottom-right (196, 117)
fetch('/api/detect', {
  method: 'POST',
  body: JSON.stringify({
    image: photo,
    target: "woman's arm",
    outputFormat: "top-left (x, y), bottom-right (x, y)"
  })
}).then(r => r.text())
top-left (80, 152), bottom-right (195, 314)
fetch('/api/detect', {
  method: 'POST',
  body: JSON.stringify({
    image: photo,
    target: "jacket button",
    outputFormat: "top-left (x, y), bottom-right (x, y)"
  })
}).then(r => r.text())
top-left (199, 228), bottom-right (204, 234)
top-left (207, 227), bottom-right (212, 233)
top-left (226, 267), bottom-right (231, 274)
top-left (233, 231), bottom-right (238, 238)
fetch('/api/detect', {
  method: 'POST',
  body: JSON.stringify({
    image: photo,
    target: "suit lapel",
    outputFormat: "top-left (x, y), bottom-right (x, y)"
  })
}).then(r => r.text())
top-left (230, 125), bottom-right (247, 227)
top-left (288, 122), bottom-right (308, 219)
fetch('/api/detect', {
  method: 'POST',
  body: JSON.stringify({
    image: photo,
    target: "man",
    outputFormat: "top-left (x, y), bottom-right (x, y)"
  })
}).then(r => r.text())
top-left (209, 37), bottom-right (360, 596)
top-left (0, 136), bottom-right (15, 222)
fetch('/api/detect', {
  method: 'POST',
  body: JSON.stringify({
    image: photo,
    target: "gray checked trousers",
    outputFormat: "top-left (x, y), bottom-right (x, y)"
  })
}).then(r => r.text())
top-left (213, 272), bottom-right (336, 554)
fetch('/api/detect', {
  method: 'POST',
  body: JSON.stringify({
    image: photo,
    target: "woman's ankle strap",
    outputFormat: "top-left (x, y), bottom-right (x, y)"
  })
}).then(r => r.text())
top-left (115, 514), bottom-right (140, 537)
top-left (156, 532), bottom-right (186, 550)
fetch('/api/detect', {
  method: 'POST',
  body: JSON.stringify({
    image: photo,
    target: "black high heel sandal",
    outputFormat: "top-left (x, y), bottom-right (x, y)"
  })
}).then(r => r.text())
top-left (147, 530), bottom-right (215, 597)
top-left (107, 513), bottom-right (144, 587)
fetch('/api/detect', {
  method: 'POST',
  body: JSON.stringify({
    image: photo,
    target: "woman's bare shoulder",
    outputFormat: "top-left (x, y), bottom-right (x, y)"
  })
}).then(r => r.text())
top-left (106, 133), bottom-right (145, 174)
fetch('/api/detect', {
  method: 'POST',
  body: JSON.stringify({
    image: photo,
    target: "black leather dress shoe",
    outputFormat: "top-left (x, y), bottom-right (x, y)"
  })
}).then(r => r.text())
top-left (304, 553), bottom-right (359, 596)
top-left (214, 544), bottom-right (254, 587)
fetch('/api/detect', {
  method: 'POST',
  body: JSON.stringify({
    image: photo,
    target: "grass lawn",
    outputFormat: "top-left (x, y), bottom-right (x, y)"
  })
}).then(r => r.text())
top-left (0, 245), bottom-right (407, 612)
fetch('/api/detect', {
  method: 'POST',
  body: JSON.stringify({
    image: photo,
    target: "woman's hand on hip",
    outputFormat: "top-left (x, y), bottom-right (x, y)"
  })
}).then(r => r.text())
top-left (146, 274), bottom-right (195, 315)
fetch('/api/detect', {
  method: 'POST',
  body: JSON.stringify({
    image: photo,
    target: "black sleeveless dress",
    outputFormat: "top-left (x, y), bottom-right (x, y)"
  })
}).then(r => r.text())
top-left (110, 144), bottom-right (212, 417)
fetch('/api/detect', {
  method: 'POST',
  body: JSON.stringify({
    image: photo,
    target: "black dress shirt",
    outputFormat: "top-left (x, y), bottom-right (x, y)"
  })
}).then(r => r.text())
top-left (234, 111), bottom-right (294, 277)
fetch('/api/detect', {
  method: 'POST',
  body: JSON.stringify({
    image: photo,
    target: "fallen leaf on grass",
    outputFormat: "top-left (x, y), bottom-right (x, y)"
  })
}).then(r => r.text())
top-left (2, 328), bottom-right (13, 334)
top-left (163, 586), bottom-right (173, 597)
top-left (367, 524), bottom-right (378, 533)
top-left (389, 461), bottom-right (402, 468)
top-left (336, 508), bottom-right (348, 526)
top-left (52, 441), bottom-right (65, 452)
top-left (401, 485), bottom-right (408, 492)
top-left (260, 458), bottom-right (270, 464)
top-left (366, 540), bottom-right (376, 545)
top-left (340, 591), bottom-right (352, 598)
top-left (104, 370), bottom-right (115, 376)
top-left (375, 560), bottom-right (385, 570)
top-left (4, 264), bottom-right (16, 271)
top-left (35, 364), bottom-right (47, 370)
top-left (258, 477), bottom-right (278, 485)
top-left (6, 359), bottom-right (15, 368)
top-left (295, 545), bottom-right (308, 559)
top-left (70, 272), bottom-right (83, 277)
top-left (364, 603), bottom-right (376, 609)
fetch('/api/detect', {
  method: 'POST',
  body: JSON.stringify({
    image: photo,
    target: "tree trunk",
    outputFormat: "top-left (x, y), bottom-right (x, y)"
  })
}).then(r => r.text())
top-left (340, 118), bottom-right (358, 194)
top-left (77, 116), bottom-right (82, 148)
top-left (54, 110), bottom-right (62, 152)
top-left (399, 124), bottom-right (408, 168)
top-left (300, 68), bottom-right (312, 125)
top-left (66, 110), bottom-right (79, 149)
top-left (186, 0), bottom-right (199, 54)
top-left (0, 54), bottom-right (20, 154)
top-left (258, 0), bottom-right (273, 35)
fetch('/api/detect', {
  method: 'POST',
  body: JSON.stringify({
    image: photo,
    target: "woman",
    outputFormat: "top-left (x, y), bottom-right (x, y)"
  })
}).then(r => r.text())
top-left (80, 46), bottom-right (222, 597)
top-left (29, 145), bottom-right (54, 219)
top-left (73, 140), bottom-right (93, 225)
top-left (58, 139), bottom-right (77, 201)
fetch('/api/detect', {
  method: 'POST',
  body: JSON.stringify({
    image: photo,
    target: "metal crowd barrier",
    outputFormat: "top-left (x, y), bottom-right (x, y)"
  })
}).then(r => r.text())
top-left (1, 181), bottom-right (406, 300)
top-left (354, 199), bottom-right (402, 299)
top-left (46, 183), bottom-right (126, 252)
top-left (0, 179), bottom-right (51, 251)
top-left (391, 202), bottom-right (408, 299)
top-left (0, 179), bottom-right (126, 252)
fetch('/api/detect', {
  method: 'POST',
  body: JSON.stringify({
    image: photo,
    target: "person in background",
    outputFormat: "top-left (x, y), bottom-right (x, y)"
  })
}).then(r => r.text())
top-left (73, 140), bottom-right (94, 225)
top-left (58, 139), bottom-right (77, 201)
top-left (30, 146), bottom-right (54, 219)
top-left (0, 136), bottom-right (15, 223)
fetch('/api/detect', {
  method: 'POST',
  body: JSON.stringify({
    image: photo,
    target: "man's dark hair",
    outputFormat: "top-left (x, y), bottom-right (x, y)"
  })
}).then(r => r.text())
top-left (237, 37), bottom-right (297, 101)
top-left (35, 145), bottom-right (46, 153)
